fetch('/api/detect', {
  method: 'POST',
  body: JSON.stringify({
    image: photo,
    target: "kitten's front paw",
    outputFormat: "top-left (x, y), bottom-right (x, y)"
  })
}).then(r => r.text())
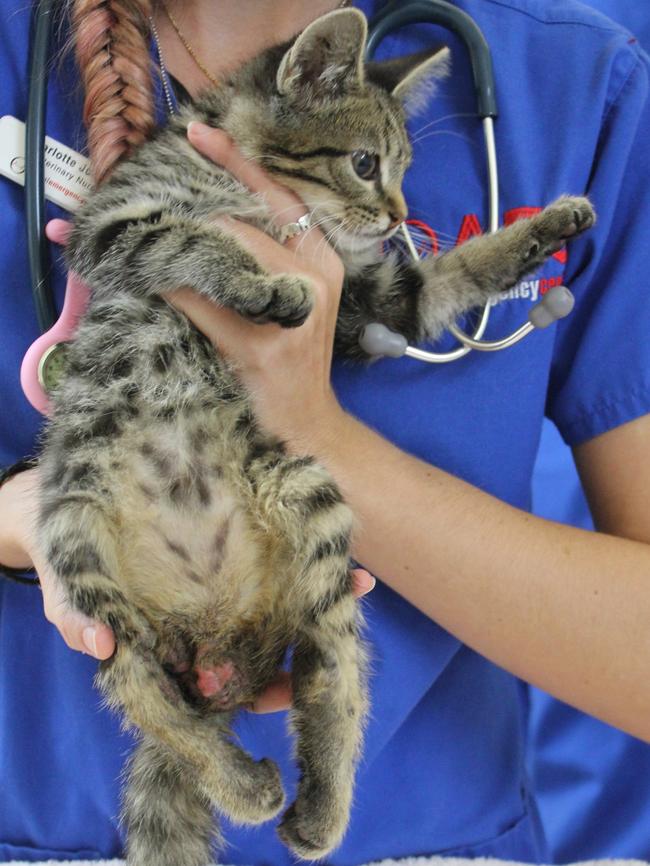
top-left (278, 786), bottom-right (349, 860)
top-left (526, 196), bottom-right (596, 260)
top-left (236, 274), bottom-right (314, 328)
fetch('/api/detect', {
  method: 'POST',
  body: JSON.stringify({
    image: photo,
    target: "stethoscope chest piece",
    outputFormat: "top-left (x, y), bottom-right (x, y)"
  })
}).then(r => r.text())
top-left (37, 342), bottom-right (69, 392)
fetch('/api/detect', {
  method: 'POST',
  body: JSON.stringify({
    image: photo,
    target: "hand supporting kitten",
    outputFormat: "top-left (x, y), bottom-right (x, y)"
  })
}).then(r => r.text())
top-left (168, 122), bottom-right (351, 452)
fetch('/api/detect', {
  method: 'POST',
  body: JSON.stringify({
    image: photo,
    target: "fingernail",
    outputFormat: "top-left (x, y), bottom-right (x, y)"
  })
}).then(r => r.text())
top-left (369, 576), bottom-right (377, 591)
top-left (187, 121), bottom-right (212, 137)
top-left (83, 627), bottom-right (98, 657)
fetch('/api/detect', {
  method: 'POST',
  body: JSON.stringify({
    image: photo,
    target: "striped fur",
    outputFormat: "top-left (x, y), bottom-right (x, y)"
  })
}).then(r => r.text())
top-left (38, 9), bottom-right (595, 865)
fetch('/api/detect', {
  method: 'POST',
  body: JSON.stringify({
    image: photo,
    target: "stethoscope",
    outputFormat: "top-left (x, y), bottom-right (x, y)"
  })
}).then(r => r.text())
top-left (24, 0), bottom-right (576, 394)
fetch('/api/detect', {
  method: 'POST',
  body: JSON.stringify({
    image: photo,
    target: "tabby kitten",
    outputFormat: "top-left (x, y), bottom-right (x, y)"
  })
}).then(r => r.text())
top-left (39, 8), bottom-right (595, 866)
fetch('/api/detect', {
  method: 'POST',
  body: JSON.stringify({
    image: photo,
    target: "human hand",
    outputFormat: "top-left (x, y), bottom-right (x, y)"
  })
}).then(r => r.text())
top-left (167, 123), bottom-right (349, 452)
top-left (0, 467), bottom-right (116, 659)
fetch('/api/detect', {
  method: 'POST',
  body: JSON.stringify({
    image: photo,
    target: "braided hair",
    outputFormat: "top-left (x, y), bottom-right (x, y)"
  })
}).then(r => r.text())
top-left (71, 0), bottom-right (156, 184)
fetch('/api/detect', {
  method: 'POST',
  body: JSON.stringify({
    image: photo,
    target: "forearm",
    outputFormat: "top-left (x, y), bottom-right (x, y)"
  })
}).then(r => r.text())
top-left (303, 410), bottom-right (650, 742)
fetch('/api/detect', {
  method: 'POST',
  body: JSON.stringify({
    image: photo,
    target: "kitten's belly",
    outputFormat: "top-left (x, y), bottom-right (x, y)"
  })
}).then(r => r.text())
top-left (114, 423), bottom-right (271, 622)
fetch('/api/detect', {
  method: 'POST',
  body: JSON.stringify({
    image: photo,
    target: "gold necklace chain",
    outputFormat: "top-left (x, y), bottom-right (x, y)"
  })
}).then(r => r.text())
top-left (160, 0), bottom-right (220, 86)
top-left (160, 0), bottom-right (352, 88)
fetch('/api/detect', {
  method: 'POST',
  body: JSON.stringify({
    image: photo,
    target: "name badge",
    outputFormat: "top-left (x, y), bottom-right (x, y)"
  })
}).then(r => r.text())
top-left (0, 115), bottom-right (91, 212)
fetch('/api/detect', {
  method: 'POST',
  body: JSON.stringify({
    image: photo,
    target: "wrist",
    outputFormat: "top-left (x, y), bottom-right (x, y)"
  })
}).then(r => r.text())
top-left (285, 396), bottom-right (362, 469)
top-left (284, 396), bottom-right (353, 459)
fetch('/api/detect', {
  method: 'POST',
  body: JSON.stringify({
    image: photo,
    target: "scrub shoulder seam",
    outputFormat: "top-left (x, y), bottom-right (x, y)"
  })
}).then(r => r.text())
top-left (481, 0), bottom-right (637, 34)
top-left (554, 378), bottom-right (650, 447)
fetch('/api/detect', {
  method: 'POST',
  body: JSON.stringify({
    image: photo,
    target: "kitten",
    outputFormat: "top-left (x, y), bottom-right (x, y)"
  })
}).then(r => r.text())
top-left (38, 9), bottom-right (595, 866)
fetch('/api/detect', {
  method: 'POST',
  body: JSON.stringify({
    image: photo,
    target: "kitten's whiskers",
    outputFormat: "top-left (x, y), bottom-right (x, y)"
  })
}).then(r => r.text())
top-left (411, 129), bottom-right (477, 147)
top-left (410, 111), bottom-right (475, 138)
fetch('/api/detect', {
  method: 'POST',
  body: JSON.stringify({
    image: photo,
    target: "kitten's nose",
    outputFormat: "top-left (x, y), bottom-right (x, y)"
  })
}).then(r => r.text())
top-left (387, 195), bottom-right (408, 229)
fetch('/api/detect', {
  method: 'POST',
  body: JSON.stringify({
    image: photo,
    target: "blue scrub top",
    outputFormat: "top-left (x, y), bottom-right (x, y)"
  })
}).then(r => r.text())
top-left (2, 0), bottom-right (650, 862)
top-left (528, 2), bottom-right (650, 861)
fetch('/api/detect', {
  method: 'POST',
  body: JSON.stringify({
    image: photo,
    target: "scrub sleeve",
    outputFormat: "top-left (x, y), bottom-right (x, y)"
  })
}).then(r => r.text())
top-left (1, 0), bottom-right (650, 863)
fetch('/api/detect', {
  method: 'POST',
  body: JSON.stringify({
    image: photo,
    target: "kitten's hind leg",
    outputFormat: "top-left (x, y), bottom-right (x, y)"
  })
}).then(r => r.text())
top-left (39, 488), bottom-right (284, 827)
top-left (99, 645), bottom-right (285, 826)
top-left (278, 608), bottom-right (367, 860)
top-left (124, 735), bottom-right (217, 866)
top-left (241, 444), bottom-right (366, 858)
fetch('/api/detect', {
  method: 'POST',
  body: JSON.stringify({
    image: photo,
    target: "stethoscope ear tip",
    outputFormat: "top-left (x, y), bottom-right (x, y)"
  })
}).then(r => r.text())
top-left (528, 285), bottom-right (575, 329)
top-left (359, 322), bottom-right (409, 358)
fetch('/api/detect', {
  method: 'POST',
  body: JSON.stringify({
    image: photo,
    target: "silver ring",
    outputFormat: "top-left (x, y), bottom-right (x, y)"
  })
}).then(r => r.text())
top-left (280, 213), bottom-right (311, 243)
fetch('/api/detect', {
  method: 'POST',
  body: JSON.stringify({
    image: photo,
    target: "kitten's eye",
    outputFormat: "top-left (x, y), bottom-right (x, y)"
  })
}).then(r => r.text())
top-left (351, 151), bottom-right (380, 181)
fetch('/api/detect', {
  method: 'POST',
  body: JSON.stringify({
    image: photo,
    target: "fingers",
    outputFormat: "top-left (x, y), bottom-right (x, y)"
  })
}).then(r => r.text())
top-left (353, 568), bottom-right (376, 596)
top-left (187, 124), bottom-right (337, 261)
top-left (248, 671), bottom-right (293, 714)
top-left (38, 562), bottom-right (116, 660)
top-left (209, 215), bottom-right (312, 275)
top-left (166, 287), bottom-right (266, 365)
top-left (187, 123), bottom-right (305, 223)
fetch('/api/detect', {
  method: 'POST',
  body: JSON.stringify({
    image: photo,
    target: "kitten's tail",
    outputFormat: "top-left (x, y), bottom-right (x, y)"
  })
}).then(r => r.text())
top-left (123, 734), bottom-right (218, 866)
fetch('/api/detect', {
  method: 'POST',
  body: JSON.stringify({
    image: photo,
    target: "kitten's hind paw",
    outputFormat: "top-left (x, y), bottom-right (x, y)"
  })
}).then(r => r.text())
top-left (277, 796), bottom-right (347, 860)
top-left (218, 757), bottom-right (285, 825)
top-left (234, 274), bottom-right (314, 328)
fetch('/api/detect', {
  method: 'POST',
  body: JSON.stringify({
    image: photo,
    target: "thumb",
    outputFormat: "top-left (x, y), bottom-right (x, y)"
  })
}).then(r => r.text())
top-left (45, 218), bottom-right (73, 246)
top-left (165, 287), bottom-right (263, 360)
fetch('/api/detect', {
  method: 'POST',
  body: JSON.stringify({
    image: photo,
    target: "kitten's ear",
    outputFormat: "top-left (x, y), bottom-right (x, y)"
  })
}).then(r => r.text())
top-left (368, 47), bottom-right (451, 116)
top-left (277, 9), bottom-right (368, 99)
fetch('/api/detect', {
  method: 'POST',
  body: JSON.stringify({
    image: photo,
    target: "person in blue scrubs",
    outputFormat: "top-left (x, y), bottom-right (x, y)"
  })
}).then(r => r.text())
top-left (2, 0), bottom-right (650, 863)
top-left (528, 4), bottom-right (650, 861)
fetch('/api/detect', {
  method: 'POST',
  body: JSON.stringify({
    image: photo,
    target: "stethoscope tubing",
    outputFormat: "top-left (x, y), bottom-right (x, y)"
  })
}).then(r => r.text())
top-left (26, 0), bottom-right (58, 334)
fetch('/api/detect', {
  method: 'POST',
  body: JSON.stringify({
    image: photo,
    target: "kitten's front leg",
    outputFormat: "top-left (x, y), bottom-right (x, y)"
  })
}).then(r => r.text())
top-left (68, 215), bottom-right (313, 329)
top-left (414, 195), bottom-right (595, 341)
top-left (337, 196), bottom-right (595, 356)
top-left (423, 195), bottom-right (595, 311)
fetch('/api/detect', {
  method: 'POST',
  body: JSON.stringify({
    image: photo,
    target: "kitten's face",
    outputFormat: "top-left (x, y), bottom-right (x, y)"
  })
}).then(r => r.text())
top-left (261, 90), bottom-right (413, 254)
top-left (231, 9), bottom-right (449, 256)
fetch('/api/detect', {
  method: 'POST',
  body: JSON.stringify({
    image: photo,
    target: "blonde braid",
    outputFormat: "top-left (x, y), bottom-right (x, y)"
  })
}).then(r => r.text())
top-left (72, 0), bottom-right (156, 185)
